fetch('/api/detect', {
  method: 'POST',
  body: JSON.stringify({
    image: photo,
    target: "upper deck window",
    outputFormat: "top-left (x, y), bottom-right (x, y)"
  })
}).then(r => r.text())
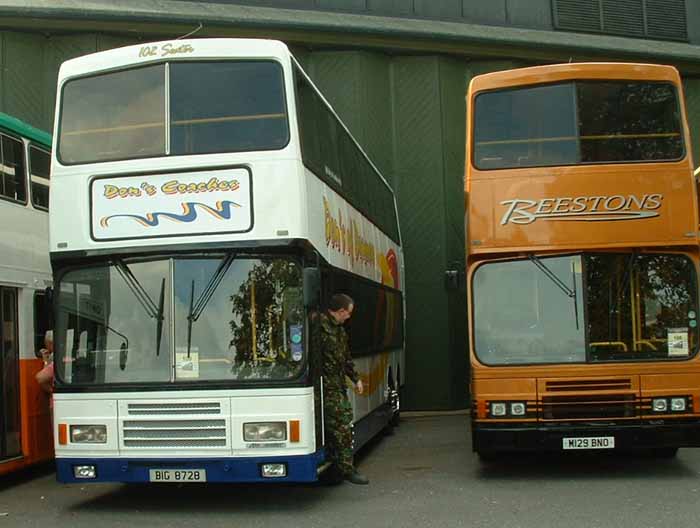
top-left (58, 61), bottom-right (288, 164)
top-left (473, 81), bottom-right (684, 170)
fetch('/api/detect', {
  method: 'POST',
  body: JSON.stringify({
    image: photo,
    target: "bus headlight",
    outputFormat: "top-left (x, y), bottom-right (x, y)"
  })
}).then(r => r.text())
top-left (652, 398), bottom-right (669, 413)
top-left (70, 425), bottom-right (107, 444)
top-left (490, 403), bottom-right (507, 417)
top-left (671, 397), bottom-right (687, 412)
top-left (243, 422), bottom-right (287, 442)
top-left (510, 402), bottom-right (526, 416)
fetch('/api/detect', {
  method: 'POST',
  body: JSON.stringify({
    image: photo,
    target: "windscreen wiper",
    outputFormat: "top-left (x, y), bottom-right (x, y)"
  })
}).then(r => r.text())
top-left (528, 255), bottom-right (579, 330)
top-left (114, 259), bottom-right (166, 355)
top-left (186, 253), bottom-right (236, 358)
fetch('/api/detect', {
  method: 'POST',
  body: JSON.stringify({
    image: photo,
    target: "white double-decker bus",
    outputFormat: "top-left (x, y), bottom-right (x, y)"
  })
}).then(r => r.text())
top-left (50, 39), bottom-right (404, 484)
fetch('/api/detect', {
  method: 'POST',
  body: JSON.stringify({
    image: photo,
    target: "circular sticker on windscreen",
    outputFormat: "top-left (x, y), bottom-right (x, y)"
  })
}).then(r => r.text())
top-left (689, 310), bottom-right (697, 320)
top-left (691, 320), bottom-right (698, 328)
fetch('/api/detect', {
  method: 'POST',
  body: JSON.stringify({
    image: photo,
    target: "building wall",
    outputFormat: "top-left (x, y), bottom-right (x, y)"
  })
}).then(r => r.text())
top-left (4, 27), bottom-right (700, 409)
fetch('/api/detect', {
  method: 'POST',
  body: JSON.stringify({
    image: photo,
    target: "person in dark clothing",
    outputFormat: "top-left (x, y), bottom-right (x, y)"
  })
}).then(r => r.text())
top-left (314, 293), bottom-right (368, 485)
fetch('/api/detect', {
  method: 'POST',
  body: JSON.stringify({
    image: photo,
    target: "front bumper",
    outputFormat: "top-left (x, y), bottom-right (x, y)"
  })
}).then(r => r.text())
top-left (473, 421), bottom-right (700, 453)
top-left (56, 450), bottom-right (325, 483)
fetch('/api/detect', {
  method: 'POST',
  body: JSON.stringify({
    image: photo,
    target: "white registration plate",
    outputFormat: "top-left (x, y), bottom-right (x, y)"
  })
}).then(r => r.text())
top-left (148, 469), bottom-right (206, 482)
top-left (562, 436), bottom-right (615, 450)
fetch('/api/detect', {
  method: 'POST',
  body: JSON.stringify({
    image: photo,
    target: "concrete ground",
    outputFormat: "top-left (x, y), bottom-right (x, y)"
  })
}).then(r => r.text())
top-left (2, 414), bottom-right (700, 528)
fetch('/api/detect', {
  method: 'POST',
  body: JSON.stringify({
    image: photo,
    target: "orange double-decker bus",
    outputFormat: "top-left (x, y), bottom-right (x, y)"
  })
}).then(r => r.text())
top-left (466, 63), bottom-right (700, 459)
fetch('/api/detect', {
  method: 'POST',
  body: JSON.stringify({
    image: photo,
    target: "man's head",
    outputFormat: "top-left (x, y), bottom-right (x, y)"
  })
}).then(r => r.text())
top-left (328, 293), bottom-right (354, 324)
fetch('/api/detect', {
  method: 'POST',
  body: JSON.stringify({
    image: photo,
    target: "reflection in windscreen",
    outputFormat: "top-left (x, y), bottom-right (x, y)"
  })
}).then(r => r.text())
top-left (473, 256), bottom-right (586, 365)
top-left (173, 257), bottom-right (304, 381)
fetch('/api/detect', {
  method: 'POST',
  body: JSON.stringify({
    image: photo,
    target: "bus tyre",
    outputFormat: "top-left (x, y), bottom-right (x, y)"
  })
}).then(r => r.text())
top-left (651, 447), bottom-right (678, 458)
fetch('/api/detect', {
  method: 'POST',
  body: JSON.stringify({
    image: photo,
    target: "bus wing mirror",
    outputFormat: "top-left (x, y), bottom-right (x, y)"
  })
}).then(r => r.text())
top-left (303, 267), bottom-right (321, 308)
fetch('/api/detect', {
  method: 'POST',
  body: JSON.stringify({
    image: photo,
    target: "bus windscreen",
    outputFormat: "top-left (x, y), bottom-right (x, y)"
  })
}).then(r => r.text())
top-left (58, 61), bottom-right (289, 164)
top-left (473, 81), bottom-right (683, 169)
top-left (473, 253), bottom-right (698, 365)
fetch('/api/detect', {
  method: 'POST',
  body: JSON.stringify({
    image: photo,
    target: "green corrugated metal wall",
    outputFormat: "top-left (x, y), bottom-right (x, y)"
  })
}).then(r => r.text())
top-left (5, 29), bottom-right (700, 410)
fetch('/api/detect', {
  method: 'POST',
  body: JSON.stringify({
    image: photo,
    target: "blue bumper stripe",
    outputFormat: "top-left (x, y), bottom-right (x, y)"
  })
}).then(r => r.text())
top-left (56, 450), bottom-right (325, 483)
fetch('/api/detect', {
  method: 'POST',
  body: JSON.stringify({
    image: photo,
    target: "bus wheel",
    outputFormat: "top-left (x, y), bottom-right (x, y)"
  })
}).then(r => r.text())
top-left (651, 447), bottom-right (678, 458)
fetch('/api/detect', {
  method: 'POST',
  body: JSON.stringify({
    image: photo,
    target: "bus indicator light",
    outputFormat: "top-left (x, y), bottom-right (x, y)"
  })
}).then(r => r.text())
top-left (58, 424), bottom-right (68, 445)
top-left (289, 420), bottom-right (300, 443)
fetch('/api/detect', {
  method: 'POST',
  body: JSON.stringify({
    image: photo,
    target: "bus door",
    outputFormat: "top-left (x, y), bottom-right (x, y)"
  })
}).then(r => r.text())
top-left (0, 286), bottom-right (21, 459)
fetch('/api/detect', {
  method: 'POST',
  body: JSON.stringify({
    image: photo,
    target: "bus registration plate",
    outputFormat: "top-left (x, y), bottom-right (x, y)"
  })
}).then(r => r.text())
top-left (149, 469), bottom-right (206, 482)
top-left (562, 437), bottom-right (615, 450)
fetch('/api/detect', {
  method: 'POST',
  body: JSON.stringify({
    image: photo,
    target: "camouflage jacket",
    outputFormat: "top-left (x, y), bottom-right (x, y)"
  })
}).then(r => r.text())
top-left (313, 312), bottom-right (359, 393)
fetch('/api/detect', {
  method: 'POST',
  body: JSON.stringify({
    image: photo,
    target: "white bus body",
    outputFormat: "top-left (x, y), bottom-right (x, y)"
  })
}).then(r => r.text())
top-left (50, 39), bottom-right (404, 483)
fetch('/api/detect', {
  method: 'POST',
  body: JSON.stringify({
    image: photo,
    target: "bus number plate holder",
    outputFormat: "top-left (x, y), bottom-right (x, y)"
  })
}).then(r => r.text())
top-left (149, 469), bottom-right (206, 482)
top-left (562, 436), bottom-right (615, 450)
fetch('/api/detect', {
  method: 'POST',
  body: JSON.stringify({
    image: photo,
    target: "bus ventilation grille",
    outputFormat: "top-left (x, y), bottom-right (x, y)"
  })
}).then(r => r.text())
top-left (122, 402), bottom-right (226, 447)
top-left (540, 394), bottom-right (638, 420)
top-left (127, 402), bottom-right (222, 415)
top-left (122, 419), bottom-right (227, 448)
top-left (545, 379), bottom-right (632, 392)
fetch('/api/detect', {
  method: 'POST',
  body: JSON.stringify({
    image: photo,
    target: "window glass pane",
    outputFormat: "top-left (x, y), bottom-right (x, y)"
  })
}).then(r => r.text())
top-left (578, 82), bottom-right (683, 162)
top-left (0, 135), bottom-right (26, 202)
top-left (174, 257), bottom-right (304, 381)
top-left (587, 254), bottom-right (697, 361)
top-left (29, 146), bottom-right (50, 210)
top-left (474, 83), bottom-right (578, 169)
top-left (296, 69), bottom-right (323, 174)
top-left (55, 261), bottom-right (171, 384)
top-left (170, 61), bottom-right (289, 155)
top-left (473, 256), bottom-right (586, 365)
top-left (59, 64), bottom-right (166, 163)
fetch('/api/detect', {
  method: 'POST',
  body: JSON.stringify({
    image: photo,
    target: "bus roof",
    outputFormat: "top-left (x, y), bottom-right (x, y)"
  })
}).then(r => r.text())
top-left (57, 38), bottom-right (291, 79)
top-left (0, 112), bottom-right (51, 148)
top-left (469, 62), bottom-right (681, 94)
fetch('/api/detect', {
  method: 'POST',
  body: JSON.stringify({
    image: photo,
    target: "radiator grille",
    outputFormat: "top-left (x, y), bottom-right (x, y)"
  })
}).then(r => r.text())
top-left (541, 394), bottom-right (638, 420)
top-left (122, 398), bottom-right (227, 449)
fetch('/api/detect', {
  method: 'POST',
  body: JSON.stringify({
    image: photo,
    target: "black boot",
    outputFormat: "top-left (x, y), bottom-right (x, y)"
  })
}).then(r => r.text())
top-left (344, 471), bottom-right (369, 485)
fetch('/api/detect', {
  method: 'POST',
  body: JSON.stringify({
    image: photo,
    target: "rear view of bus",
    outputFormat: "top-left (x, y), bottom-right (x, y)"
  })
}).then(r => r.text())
top-left (467, 63), bottom-right (700, 458)
top-left (50, 39), bottom-right (403, 483)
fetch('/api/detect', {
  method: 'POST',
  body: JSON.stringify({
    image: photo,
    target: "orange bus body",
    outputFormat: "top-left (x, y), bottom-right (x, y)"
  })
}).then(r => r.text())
top-left (466, 63), bottom-right (700, 457)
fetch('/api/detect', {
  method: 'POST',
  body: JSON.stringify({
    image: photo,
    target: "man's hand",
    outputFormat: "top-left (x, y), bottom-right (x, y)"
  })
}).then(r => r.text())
top-left (356, 380), bottom-right (364, 394)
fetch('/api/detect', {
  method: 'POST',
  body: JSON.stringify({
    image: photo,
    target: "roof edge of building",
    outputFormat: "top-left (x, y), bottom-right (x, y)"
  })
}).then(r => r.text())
top-left (3, 0), bottom-right (700, 67)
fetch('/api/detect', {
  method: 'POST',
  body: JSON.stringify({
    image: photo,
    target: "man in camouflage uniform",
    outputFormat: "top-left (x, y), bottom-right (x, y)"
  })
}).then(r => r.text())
top-left (316, 293), bottom-right (368, 485)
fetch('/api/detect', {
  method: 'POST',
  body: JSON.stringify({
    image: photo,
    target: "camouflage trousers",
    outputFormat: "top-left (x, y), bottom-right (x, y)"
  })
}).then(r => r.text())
top-left (323, 390), bottom-right (355, 477)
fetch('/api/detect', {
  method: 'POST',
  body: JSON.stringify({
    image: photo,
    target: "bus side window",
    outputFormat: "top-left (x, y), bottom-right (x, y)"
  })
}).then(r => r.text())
top-left (29, 146), bottom-right (50, 211)
top-left (0, 134), bottom-right (26, 203)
